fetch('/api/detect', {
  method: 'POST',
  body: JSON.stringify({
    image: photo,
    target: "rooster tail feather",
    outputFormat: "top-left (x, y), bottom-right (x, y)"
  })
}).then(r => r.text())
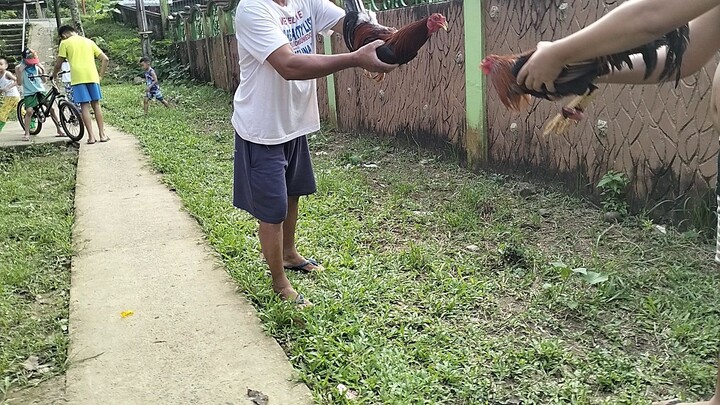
top-left (640, 45), bottom-right (658, 80)
top-left (342, 11), bottom-right (359, 51)
top-left (659, 24), bottom-right (689, 87)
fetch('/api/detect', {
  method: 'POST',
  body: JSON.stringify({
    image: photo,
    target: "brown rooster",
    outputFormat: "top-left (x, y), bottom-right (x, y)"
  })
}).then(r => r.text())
top-left (343, 0), bottom-right (448, 81)
top-left (481, 24), bottom-right (689, 135)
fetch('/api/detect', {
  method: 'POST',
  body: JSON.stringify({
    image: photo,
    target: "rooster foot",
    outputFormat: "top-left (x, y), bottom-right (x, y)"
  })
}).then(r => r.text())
top-left (362, 70), bottom-right (386, 82)
top-left (561, 106), bottom-right (586, 121)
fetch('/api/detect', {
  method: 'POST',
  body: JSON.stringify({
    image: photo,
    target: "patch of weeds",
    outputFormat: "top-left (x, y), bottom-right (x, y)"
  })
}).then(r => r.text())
top-left (598, 170), bottom-right (630, 217)
top-left (0, 145), bottom-right (76, 397)
top-left (100, 83), bottom-right (720, 404)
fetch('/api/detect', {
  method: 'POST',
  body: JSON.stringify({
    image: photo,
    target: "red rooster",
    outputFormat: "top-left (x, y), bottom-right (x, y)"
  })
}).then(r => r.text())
top-left (481, 25), bottom-right (689, 134)
top-left (343, 0), bottom-right (448, 81)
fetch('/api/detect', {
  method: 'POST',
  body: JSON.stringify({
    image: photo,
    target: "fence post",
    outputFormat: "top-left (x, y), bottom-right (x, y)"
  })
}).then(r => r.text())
top-left (323, 36), bottom-right (338, 127)
top-left (464, 0), bottom-right (486, 167)
top-left (159, 0), bottom-right (169, 36)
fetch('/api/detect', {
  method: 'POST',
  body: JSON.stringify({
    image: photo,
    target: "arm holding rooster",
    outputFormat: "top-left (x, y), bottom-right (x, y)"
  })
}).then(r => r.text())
top-left (517, 0), bottom-right (720, 92)
top-left (265, 24), bottom-right (396, 80)
top-left (518, 2), bottom-right (720, 405)
top-left (239, 2), bottom-right (396, 81)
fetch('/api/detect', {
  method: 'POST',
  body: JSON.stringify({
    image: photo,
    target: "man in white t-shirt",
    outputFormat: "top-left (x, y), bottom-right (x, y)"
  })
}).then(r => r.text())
top-left (232, 0), bottom-right (395, 306)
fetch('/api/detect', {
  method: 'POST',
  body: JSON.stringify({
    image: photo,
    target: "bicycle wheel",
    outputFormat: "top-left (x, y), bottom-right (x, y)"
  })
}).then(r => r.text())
top-left (16, 101), bottom-right (42, 135)
top-left (58, 100), bottom-right (84, 142)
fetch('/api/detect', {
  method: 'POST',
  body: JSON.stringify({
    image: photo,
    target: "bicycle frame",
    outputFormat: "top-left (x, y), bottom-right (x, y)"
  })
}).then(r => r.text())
top-left (26, 74), bottom-right (65, 124)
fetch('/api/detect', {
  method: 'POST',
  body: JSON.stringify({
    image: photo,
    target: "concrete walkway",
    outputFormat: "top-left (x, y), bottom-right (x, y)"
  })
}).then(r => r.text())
top-left (0, 120), bottom-right (70, 149)
top-left (66, 127), bottom-right (313, 404)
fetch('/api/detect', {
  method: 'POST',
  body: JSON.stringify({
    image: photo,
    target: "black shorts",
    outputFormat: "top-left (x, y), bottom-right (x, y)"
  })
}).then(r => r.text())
top-left (233, 134), bottom-right (317, 224)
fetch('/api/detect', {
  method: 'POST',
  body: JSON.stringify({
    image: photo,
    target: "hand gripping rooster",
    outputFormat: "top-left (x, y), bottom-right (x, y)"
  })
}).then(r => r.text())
top-left (481, 24), bottom-right (689, 135)
top-left (342, 0), bottom-right (448, 82)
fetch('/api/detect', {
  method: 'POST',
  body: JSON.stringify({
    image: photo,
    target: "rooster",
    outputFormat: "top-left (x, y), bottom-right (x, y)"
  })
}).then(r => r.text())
top-left (481, 24), bottom-right (689, 135)
top-left (342, 0), bottom-right (448, 82)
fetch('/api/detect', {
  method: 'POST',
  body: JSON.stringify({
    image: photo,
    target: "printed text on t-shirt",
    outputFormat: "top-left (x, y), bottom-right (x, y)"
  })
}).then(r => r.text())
top-left (281, 10), bottom-right (314, 55)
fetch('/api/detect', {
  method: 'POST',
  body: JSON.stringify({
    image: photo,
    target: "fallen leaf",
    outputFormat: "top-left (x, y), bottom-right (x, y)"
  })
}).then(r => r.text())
top-left (247, 389), bottom-right (269, 405)
top-left (120, 310), bottom-right (135, 318)
top-left (465, 245), bottom-right (479, 251)
top-left (337, 384), bottom-right (358, 400)
top-left (580, 271), bottom-right (609, 285)
top-left (22, 356), bottom-right (40, 371)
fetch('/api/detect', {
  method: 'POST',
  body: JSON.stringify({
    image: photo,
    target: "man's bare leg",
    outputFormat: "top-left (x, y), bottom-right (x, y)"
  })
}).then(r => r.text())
top-left (282, 196), bottom-right (322, 271)
top-left (259, 219), bottom-right (311, 306)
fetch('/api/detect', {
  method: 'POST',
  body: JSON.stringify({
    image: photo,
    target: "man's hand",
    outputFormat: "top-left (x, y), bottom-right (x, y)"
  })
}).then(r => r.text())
top-left (516, 41), bottom-right (566, 93)
top-left (354, 40), bottom-right (398, 74)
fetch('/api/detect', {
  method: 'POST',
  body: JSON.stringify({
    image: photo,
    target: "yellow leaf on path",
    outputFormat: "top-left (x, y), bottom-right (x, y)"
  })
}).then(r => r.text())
top-left (120, 310), bottom-right (134, 318)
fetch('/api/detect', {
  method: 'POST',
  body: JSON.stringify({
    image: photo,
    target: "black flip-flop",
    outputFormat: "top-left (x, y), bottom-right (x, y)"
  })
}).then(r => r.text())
top-left (284, 258), bottom-right (322, 272)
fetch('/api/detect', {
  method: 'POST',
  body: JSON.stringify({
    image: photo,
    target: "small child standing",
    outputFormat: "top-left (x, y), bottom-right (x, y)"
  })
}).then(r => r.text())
top-left (16, 49), bottom-right (64, 140)
top-left (60, 60), bottom-right (78, 107)
top-left (0, 58), bottom-right (21, 132)
top-left (140, 57), bottom-right (170, 114)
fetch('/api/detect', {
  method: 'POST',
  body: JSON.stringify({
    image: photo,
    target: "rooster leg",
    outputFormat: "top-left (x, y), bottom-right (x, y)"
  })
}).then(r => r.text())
top-left (362, 70), bottom-right (374, 80)
top-left (373, 72), bottom-right (386, 82)
top-left (543, 91), bottom-right (598, 136)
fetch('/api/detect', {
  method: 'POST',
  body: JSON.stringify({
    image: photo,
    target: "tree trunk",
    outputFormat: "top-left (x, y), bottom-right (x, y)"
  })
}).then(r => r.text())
top-left (65, 0), bottom-right (84, 35)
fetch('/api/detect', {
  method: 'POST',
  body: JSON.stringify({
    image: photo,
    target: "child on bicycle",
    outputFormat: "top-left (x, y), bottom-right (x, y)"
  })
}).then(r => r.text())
top-left (0, 57), bottom-right (20, 133)
top-left (15, 49), bottom-right (64, 141)
top-left (140, 57), bottom-right (171, 114)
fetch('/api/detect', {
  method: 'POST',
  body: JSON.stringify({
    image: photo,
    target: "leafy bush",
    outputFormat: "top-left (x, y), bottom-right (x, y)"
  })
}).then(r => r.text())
top-left (84, 16), bottom-right (188, 83)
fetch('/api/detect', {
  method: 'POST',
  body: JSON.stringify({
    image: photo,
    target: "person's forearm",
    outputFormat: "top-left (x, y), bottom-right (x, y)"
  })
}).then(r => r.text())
top-left (99, 59), bottom-right (108, 78)
top-left (596, 51), bottom-right (669, 84)
top-left (53, 59), bottom-right (63, 77)
top-left (552, 0), bottom-right (719, 65)
top-left (276, 52), bottom-right (359, 80)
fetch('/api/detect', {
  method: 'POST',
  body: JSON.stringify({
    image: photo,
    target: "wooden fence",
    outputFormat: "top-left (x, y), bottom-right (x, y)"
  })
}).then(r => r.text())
top-left (165, 0), bottom-right (719, 226)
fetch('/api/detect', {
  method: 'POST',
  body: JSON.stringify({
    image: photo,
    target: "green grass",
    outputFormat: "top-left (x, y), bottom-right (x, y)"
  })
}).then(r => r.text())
top-left (0, 145), bottom-right (76, 398)
top-left (101, 83), bottom-right (720, 404)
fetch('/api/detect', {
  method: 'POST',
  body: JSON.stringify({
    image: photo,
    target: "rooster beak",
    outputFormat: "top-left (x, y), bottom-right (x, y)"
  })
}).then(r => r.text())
top-left (441, 22), bottom-right (449, 31)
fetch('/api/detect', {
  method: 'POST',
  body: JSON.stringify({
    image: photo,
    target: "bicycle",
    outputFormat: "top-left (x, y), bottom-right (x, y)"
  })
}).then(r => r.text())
top-left (16, 72), bottom-right (85, 142)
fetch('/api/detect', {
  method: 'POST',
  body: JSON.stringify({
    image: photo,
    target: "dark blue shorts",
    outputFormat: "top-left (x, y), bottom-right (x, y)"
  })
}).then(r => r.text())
top-left (233, 134), bottom-right (317, 224)
top-left (72, 83), bottom-right (102, 103)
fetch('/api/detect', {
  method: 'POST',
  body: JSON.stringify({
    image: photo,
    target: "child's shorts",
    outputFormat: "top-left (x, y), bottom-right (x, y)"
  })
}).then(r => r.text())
top-left (146, 86), bottom-right (164, 101)
top-left (23, 92), bottom-right (48, 109)
top-left (63, 82), bottom-right (75, 104)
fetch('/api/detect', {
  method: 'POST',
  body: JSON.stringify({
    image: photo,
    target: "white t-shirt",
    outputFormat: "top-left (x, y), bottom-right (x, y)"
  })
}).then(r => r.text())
top-left (60, 61), bottom-right (71, 84)
top-left (231, 0), bottom-right (344, 145)
top-left (0, 71), bottom-right (20, 97)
